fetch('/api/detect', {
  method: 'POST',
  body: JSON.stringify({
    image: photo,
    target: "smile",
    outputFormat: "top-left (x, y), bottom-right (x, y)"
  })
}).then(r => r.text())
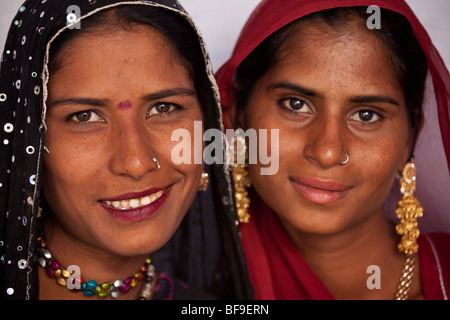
top-left (103, 190), bottom-right (164, 210)
top-left (100, 186), bottom-right (171, 222)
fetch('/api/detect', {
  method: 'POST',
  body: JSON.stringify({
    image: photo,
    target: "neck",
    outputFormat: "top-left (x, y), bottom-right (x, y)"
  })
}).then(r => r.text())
top-left (39, 219), bottom-right (150, 300)
top-left (281, 209), bottom-right (414, 299)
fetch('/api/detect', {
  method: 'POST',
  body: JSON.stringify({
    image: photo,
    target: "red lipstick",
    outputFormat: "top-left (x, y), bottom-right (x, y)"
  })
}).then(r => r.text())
top-left (104, 187), bottom-right (166, 202)
top-left (100, 186), bottom-right (171, 222)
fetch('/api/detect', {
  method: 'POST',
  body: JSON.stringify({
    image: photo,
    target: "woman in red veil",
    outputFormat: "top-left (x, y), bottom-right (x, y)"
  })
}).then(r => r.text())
top-left (216, 0), bottom-right (450, 299)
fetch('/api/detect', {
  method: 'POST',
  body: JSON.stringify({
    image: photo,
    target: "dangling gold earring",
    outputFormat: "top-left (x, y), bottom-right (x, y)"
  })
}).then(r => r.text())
top-left (198, 170), bottom-right (209, 191)
top-left (395, 158), bottom-right (423, 255)
top-left (229, 130), bottom-right (251, 224)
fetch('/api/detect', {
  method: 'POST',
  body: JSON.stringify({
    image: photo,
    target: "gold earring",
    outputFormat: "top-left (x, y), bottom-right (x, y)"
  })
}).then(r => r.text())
top-left (198, 170), bottom-right (209, 191)
top-left (395, 159), bottom-right (423, 255)
top-left (229, 131), bottom-right (251, 224)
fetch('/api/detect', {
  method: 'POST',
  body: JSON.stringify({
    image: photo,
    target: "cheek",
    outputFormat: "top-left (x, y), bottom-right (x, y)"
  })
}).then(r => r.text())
top-left (353, 129), bottom-right (410, 200)
top-left (246, 105), bottom-right (302, 166)
top-left (180, 124), bottom-right (205, 187)
top-left (168, 161), bottom-right (203, 221)
top-left (165, 120), bottom-right (204, 167)
top-left (162, 119), bottom-right (204, 188)
top-left (184, 163), bottom-right (204, 189)
top-left (246, 126), bottom-right (293, 208)
top-left (41, 125), bottom-right (108, 205)
top-left (244, 104), bottom-right (266, 131)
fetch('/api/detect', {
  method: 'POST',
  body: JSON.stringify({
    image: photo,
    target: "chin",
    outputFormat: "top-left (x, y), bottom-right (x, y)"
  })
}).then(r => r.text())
top-left (109, 236), bottom-right (169, 257)
top-left (279, 204), bottom-right (350, 235)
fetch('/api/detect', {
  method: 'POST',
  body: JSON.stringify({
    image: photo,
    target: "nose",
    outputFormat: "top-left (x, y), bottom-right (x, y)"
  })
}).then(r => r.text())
top-left (108, 123), bottom-right (158, 179)
top-left (303, 114), bottom-right (348, 169)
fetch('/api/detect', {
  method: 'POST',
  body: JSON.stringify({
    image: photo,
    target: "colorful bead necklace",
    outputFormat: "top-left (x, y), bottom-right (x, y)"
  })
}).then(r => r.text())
top-left (37, 236), bottom-right (156, 299)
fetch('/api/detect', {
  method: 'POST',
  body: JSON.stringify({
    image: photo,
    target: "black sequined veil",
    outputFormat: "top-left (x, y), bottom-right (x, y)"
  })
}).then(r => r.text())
top-left (0, 0), bottom-right (252, 300)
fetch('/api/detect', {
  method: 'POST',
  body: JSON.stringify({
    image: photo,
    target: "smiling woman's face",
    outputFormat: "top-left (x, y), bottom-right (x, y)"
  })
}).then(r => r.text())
top-left (241, 19), bottom-right (413, 236)
top-left (43, 24), bottom-right (203, 256)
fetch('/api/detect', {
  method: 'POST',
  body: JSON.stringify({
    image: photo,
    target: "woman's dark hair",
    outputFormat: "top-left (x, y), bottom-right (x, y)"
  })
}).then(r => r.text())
top-left (49, 5), bottom-right (209, 116)
top-left (234, 7), bottom-right (428, 129)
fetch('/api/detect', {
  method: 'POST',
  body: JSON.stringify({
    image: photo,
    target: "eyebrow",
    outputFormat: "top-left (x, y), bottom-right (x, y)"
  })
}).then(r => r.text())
top-left (141, 88), bottom-right (196, 102)
top-left (48, 87), bottom-right (196, 108)
top-left (349, 95), bottom-right (400, 106)
top-left (48, 97), bottom-right (110, 108)
top-left (269, 82), bottom-right (318, 97)
top-left (269, 81), bottom-right (399, 106)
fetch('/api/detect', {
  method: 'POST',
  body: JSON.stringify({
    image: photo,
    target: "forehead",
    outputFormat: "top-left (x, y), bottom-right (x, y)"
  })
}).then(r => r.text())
top-left (48, 25), bottom-right (193, 96)
top-left (280, 18), bottom-right (385, 62)
top-left (270, 19), bottom-right (401, 92)
top-left (57, 24), bottom-right (177, 66)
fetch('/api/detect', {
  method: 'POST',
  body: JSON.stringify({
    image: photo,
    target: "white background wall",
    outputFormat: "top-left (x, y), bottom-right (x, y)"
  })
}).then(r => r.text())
top-left (1, 0), bottom-right (449, 72)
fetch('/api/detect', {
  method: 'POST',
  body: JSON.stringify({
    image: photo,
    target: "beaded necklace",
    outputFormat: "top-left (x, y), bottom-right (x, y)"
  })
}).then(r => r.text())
top-left (37, 236), bottom-right (156, 299)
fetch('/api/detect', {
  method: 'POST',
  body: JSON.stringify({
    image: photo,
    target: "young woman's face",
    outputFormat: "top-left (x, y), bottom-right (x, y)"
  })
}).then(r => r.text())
top-left (241, 20), bottom-right (413, 235)
top-left (43, 25), bottom-right (204, 256)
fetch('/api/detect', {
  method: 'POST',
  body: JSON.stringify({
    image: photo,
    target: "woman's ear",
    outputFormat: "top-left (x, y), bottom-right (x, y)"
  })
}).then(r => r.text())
top-left (227, 80), bottom-right (246, 129)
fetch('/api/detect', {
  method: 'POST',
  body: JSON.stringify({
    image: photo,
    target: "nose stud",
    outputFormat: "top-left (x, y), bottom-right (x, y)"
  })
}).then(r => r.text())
top-left (152, 157), bottom-right (160, 169)
top-left (340, 153), bottom-right (350, 165)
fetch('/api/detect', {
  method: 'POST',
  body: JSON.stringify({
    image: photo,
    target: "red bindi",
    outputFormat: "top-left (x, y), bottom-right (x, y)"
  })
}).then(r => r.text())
top-left (118, 99), bottom-right (132, 110)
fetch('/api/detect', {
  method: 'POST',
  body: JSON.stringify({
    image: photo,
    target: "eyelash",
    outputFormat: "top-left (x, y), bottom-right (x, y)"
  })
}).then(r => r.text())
top-left (278, 97), bottom-right (384, 124)
top-left (349, 109), bottom-right (384, 124)
top-left (146, 102), bottom-right (183, 118)
top-left (67, 102), bottom-right (184, 124)
top-left (68, 110), bottom-right (104, 124)
top-left (278, 97), bottom-right (312, 114)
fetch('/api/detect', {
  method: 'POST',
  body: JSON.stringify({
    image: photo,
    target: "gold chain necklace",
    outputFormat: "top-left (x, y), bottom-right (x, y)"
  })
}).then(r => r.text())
top-left (394, 254), bottom-right (416, 300)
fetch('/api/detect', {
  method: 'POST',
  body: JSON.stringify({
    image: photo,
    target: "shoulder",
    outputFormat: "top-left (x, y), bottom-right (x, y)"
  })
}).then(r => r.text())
top-left (152, 272), bottom-right (216, 300)
top-left (418, 233), bottom-right (450, 299)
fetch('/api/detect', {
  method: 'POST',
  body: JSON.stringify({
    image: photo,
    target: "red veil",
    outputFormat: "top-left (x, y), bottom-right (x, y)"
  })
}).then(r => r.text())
top-left (216, 0), bottom-right (450, 299)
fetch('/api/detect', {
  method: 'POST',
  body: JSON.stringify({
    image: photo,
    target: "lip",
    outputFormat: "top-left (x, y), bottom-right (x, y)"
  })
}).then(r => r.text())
top-left (290, 177), bottom-right (352, 205)
top-left (100, 186), bottom-right (171, 222)
top-left (103, 186), bottom-right (166, 202)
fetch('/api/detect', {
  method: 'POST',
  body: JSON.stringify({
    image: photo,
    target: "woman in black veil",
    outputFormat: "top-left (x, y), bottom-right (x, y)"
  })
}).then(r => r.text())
top-left (0, 0), bottom-right (251, 300)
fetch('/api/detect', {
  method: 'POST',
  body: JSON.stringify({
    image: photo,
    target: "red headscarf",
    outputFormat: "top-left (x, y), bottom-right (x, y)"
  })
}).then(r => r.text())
top-left (216, 0), bottom-right (449, 167)
top-left (216, 0), bottom-right (450, 299)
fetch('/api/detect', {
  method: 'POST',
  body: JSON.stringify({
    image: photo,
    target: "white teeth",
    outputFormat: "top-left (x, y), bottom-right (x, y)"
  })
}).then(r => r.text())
top-left (112, 201), bottom-right (121, 209)
top-left (129, 199), bottom-right (140, 208)
top-left (140, 196), bottom-right (151, 206)
top-left (104, 190), bottom-right (164, 210)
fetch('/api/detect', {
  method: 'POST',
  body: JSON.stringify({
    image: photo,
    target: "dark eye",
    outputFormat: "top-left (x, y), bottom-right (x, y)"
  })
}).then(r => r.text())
top-left (147, 103), bottom-right (177, 117)
top-left (70, 110), bottom-right (103, 123)
top-left (279, 98), bottom-right (311, 113)
top-left (350, 110), bottom-right (381, 123)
